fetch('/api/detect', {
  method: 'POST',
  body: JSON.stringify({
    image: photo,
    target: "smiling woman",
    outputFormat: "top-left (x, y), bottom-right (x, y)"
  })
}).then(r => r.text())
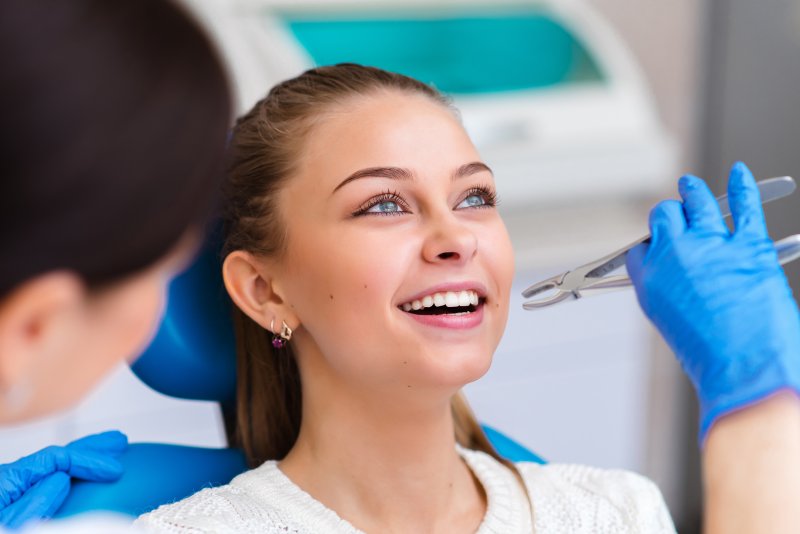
top-left (217, 65), bottom-right (518, 474)
top-left (135, 64), bottom-right (674, 533)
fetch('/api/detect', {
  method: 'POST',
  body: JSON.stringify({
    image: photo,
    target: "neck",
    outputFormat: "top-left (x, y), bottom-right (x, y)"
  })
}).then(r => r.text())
top-left (280, 378), bottom-right (486, 533)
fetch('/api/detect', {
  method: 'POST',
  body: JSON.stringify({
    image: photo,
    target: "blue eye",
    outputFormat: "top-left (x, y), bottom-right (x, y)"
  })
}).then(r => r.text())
top-left (456, 187), bottom-right (497, 210)
top-left (367, 200), bottom-right (404, 214)
top-left (457, 194), bottom-right (487, 209)
top-left (353, 191), bottom-right (410, 217)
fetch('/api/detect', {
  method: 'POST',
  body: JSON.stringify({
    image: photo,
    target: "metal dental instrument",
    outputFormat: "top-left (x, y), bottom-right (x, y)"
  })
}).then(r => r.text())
top-left (522, 176), bottom-right (798, 310)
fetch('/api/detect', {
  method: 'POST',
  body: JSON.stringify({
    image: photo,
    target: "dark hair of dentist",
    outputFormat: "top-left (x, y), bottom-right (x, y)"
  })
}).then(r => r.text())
top-left (0, 0), bottom-right (229, 298)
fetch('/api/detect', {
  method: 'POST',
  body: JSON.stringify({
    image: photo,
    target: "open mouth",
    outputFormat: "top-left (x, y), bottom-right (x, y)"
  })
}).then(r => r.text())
top-left (398, 290), bottom-right (485, 316)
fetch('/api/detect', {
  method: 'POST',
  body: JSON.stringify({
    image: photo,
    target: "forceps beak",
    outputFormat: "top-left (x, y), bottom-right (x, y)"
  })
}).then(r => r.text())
top-left (521, 273), bottom-right (574, 309)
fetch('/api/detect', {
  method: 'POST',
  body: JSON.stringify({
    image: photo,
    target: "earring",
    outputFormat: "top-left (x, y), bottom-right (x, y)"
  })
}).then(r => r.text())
top-left (270, 318), bottom-right (293, 349)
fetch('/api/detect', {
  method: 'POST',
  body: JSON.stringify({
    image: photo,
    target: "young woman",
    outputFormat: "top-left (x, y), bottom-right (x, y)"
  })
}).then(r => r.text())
top-left (0, 0), bottom-right (231, 529)
top-left (137, 64), bottom-right (800, 533)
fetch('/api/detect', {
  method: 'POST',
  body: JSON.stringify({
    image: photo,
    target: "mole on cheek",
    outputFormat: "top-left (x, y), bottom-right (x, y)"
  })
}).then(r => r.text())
top-left (329, 294), bottom-right (334, 300)
top-left (363, 284), bottom-right (368, 289)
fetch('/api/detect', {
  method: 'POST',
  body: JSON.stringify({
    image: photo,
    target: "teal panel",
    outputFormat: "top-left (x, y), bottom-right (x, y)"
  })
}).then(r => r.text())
top-left (281, 10), bottom-right (604, 95)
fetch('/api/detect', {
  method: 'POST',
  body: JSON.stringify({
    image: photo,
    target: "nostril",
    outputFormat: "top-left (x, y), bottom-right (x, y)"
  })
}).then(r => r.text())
top-left (438, 252), bottom-right (458, 260)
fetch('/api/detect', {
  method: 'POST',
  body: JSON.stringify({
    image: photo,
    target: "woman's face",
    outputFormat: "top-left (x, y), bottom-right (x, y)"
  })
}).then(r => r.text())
top-left (275, 91), bottom-right (514, 395)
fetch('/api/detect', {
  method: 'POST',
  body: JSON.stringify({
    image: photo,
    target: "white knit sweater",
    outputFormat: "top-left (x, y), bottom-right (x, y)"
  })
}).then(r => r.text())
top-left (136, 447), bottom-right (676, 533)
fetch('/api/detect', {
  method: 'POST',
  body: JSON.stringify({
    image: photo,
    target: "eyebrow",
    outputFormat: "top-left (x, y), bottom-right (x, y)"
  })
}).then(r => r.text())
top-left (332, 161), bottom-right (493, 194)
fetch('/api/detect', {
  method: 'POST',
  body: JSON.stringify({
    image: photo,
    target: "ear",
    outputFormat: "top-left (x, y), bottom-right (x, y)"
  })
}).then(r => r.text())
top-left (222, 251), bottom-right (297, 333)
top-left (0, 272), bottom-right (85, 392)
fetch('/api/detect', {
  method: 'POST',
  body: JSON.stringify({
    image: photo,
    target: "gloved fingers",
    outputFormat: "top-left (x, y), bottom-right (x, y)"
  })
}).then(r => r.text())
top-left (0, 472), bottom-right (70, 530)
top-left (624, 242), bottom-right (649, 290)
top-left (649, 199), bottom-right (686, 244)
top-left (65, 448), bottom-right (123, 482)
top-left (0, 447), bottom-right (71, 502)
top-left (727, 161), bottom-right (770, 239)
top-left (67, 430), bottom-right (128, 456)
top-left (678, 174), bottom-right (729, 235)
top-left (0, 440), bottom-right (124, 501)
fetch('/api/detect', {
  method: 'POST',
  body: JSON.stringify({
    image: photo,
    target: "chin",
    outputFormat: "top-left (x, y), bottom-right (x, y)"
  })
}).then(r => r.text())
top-left (423, 345), bottom-right (494, 389)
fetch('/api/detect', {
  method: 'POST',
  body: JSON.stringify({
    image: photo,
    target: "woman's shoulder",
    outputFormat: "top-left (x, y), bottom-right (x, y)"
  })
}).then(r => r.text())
top-left (134, 461), bottom-right (300, 534)
top-left (515, 461), bottom-right (676, 533)
top-left (517, 460), bottom-right (661, 495)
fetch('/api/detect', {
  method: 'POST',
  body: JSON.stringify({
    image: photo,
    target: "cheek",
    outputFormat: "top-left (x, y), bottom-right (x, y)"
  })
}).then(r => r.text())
top-left (29, 276), bottom-right (167, 419)
top-left (481, 220), bottom-right (515, 330)
top-left (283, 225), bottom-right (424, 382)
top-left (288, 227), bottom-right (415, 327)
top-left (93, 275), bottom-right (168, 365)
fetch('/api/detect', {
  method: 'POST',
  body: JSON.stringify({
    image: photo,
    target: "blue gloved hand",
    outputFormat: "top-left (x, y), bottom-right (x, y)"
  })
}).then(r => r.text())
top-left (626, 162), bottom-right (800, 444)
top-left (0, 430), bottom-right (127, 529)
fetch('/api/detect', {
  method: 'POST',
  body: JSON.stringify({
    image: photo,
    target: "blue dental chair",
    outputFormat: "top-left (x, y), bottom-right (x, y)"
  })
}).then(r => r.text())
top-left (54, 225), bottom-right (544, 519)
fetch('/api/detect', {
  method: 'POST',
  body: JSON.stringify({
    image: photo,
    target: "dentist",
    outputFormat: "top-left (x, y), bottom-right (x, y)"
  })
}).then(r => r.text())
top-left (0, 0), bottom-right (230, 529)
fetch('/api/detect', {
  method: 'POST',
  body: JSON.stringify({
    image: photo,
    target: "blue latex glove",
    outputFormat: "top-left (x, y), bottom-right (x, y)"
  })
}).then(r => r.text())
top-left (626, 162), bottom-right (800, 443)
top-left (0, 430), bottom-right (127, 529)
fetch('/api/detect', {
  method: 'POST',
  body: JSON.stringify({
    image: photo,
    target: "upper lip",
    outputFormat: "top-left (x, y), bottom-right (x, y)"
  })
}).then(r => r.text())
top-left (397, 281), bottom-right (488, 307)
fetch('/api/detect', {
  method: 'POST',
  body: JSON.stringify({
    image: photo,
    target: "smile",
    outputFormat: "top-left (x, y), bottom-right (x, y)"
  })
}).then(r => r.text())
top-left (398, 290), bottom-right (484, 316)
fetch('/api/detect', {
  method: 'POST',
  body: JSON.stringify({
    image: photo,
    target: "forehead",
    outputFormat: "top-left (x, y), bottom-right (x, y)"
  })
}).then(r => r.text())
top-left (296, 91), bottom-right (479, 189)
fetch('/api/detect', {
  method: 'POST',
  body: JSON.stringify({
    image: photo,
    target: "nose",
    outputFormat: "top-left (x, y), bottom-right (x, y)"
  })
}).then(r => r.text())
top-left (421, 213), bottom-right (478, 265)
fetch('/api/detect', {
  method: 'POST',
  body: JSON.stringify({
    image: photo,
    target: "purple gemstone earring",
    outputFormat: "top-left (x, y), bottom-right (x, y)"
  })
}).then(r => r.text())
top-left (270, 318), bottom-right (292, 349)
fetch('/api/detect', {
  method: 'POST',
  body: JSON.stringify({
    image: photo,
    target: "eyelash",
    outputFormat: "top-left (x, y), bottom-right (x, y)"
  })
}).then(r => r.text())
top-left (351, 185), bottom-right (499, 217)
top-left (352, 190), bottom-right (409, 217)
top-left (463, 185), bottom-right (499, 209)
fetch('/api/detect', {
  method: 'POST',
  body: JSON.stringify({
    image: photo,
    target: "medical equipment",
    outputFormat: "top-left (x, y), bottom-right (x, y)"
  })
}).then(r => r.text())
top-left (522, 176), bottom-right (799, 310)
top-left (183, 0), bottom-right (676, 208)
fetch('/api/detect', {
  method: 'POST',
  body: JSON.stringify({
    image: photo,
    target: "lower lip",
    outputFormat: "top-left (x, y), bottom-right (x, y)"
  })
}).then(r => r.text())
top-left (401, 302), bottom-right (485, 330)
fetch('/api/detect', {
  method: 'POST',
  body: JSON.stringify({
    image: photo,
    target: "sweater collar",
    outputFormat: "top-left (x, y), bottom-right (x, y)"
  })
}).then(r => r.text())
top-left (233, 446), bottom-right (531, 533)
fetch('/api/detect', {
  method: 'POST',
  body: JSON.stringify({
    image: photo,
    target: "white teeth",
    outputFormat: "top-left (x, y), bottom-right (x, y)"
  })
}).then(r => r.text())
top-left (401, 289), bottom-right (482, 311)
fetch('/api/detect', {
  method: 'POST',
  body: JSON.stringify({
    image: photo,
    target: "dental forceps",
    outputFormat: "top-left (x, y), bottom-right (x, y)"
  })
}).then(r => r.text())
top-left (522, 176), bottom-right (800, 310)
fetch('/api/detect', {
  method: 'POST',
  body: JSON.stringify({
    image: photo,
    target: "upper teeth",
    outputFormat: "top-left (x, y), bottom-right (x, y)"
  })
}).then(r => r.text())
top-left (401, 290), bottom-right (480, 312)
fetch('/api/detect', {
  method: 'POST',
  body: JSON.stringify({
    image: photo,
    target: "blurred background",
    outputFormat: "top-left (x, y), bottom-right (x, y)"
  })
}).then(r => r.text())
top-left (1, 0), bottom-right (798, 531)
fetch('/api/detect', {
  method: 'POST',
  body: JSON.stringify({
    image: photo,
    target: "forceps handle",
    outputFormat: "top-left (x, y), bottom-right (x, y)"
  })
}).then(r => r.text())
top-left (580, 234), bottom-right (800, 294)
top-left (584, 176), bottom-right (797, 279)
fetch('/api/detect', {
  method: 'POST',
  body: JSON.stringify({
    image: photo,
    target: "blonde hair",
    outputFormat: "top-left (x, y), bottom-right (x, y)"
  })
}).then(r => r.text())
top-left (222, 64), bottom-right (519, 478)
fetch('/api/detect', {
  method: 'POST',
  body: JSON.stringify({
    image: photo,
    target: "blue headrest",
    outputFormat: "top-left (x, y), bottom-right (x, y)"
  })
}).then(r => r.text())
top-left (55, 444), bottom-right (249, 519)
top-left (130, 224), bottom-right (237, 404)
